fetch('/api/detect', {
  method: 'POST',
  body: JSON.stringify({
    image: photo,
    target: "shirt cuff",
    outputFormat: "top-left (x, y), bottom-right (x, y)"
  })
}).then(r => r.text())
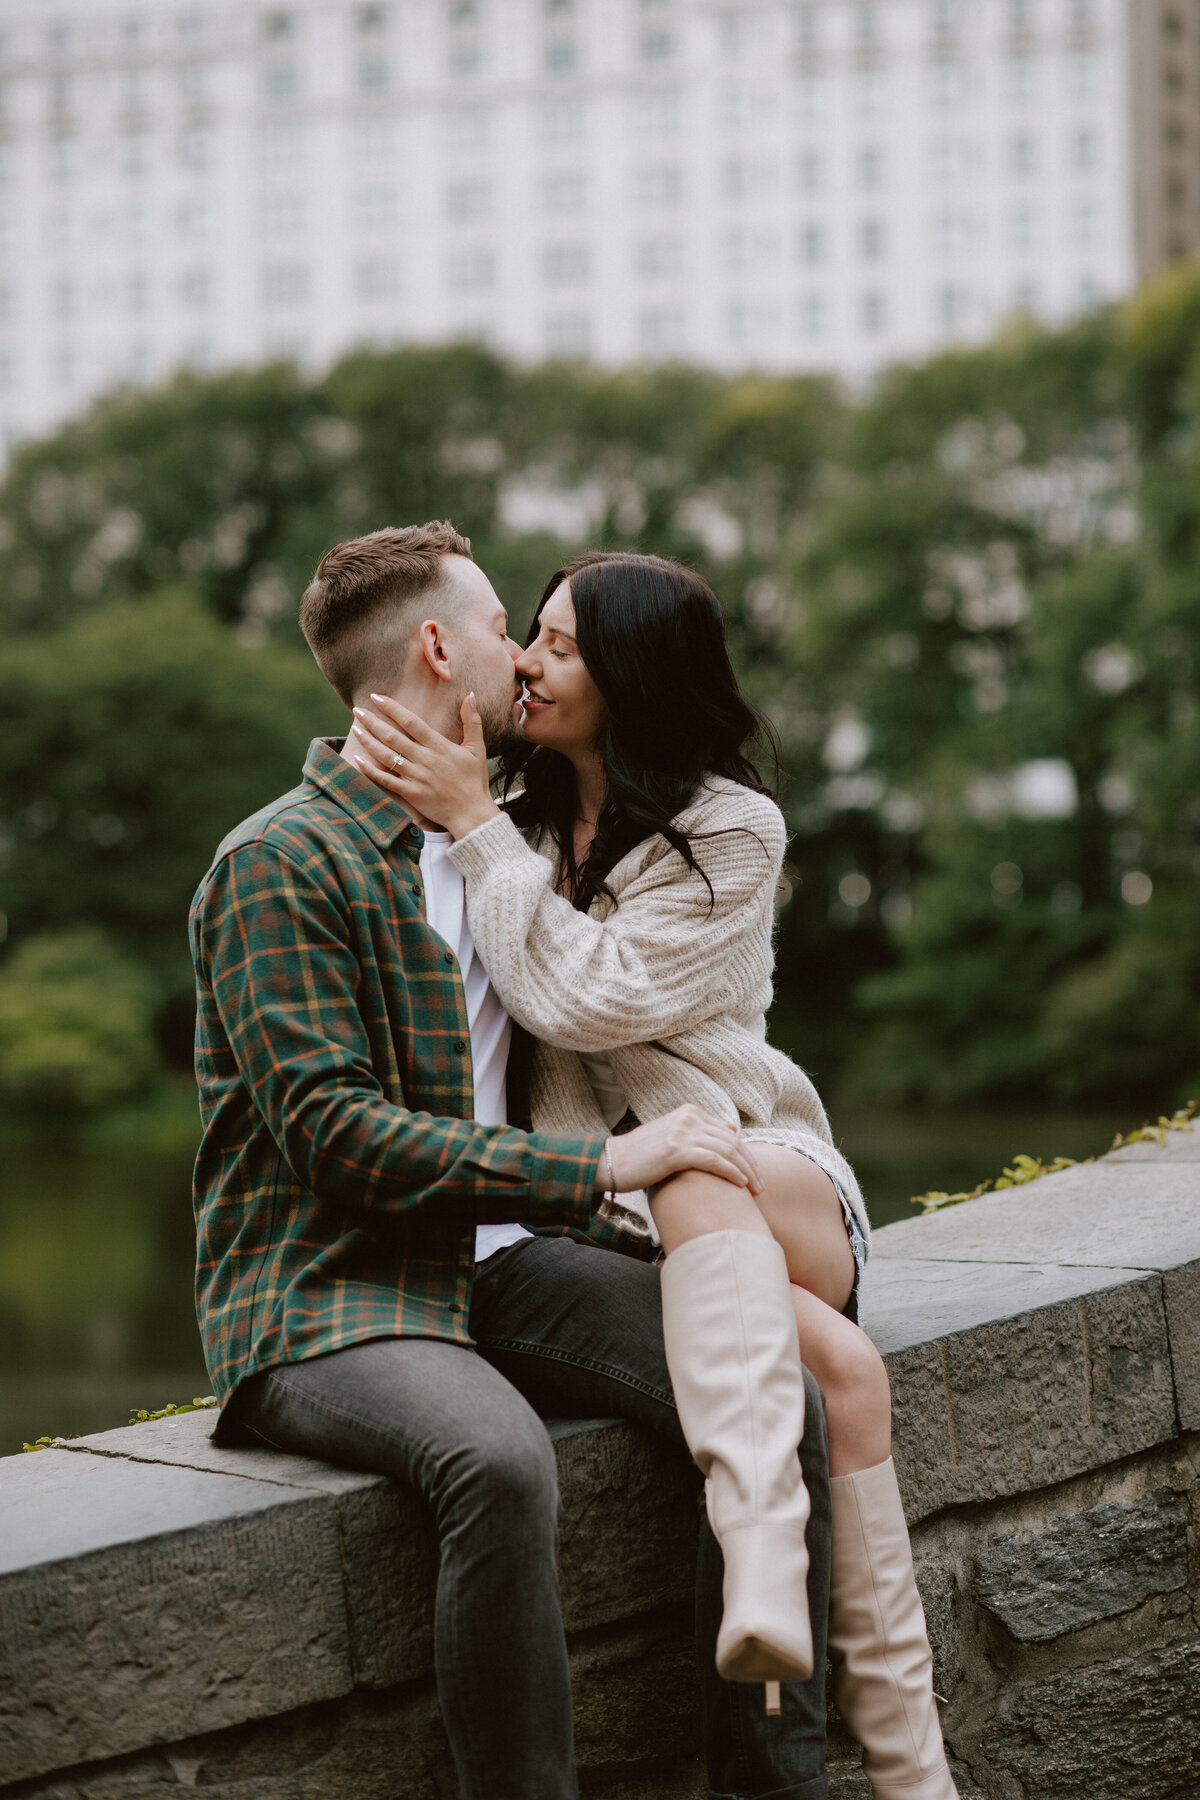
top-left (521, 1131), bottom-right (609, 1232)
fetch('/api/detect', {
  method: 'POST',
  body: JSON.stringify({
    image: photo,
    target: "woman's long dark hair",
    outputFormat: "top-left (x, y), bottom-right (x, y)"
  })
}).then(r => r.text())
top-left (498, 552), bottom-right (780, 911)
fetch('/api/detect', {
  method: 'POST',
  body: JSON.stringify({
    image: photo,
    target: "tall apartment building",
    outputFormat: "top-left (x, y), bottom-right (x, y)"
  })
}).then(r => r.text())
top-left (0, 0), bottom-right (1196, 449)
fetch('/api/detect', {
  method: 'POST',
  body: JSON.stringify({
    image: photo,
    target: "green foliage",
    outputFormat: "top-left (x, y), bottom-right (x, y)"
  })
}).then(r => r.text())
top-left (22, 1394), bottom-right (217, 1451)
top-left (910, 1102), bottom-right (1197, 1213)
top-left (1, 263), bottom-right (1199, 1103)
top-left (0, 928), bottom-right (158, 1113)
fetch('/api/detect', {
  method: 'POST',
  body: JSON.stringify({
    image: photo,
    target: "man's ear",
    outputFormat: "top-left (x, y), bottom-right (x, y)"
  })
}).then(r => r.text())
top-left (417, 618), bottom-right (453, 683)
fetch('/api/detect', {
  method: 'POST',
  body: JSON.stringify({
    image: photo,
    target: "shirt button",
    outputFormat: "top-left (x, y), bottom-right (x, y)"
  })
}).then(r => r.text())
top-left (453, 1039), bottom-right (466, 1054)
top-left (410, 883), bottom-right (421, 896)
top-left (443, 951), bottom-right (454, 965)
top-left (449, 1303), bottom-right (463, 1314)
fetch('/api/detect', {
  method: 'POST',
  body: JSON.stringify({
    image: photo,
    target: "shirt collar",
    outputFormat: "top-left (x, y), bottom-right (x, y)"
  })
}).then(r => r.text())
top-left (302, 738), bottom-right (423, 858)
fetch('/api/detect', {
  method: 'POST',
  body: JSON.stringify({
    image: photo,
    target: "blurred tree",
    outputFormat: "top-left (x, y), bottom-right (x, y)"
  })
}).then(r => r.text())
top-left (0, 269), bottom-right (1198, 1107)
top-left (0, 590), bottom-right (339, 1060)
top-left (0, 928), bottom-right (157, 1113)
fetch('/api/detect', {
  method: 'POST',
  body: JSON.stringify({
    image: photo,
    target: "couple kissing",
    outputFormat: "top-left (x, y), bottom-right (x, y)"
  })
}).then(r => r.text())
top-left (189, 520), bottom-right (957, 1800)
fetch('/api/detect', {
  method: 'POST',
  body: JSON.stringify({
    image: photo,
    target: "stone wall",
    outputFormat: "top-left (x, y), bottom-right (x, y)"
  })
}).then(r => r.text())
top-left (2, 1127), bottom-right (1198, 1799)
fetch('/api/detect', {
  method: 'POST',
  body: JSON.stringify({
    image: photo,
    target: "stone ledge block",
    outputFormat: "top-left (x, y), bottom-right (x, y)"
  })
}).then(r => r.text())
top-left (883, 1276), bottom-right (1175, 1522)
top-left (972, 1489), bottom-right (1189, 1641)
top-left (979, 1635), bottom-right (1200, 1800)
top-left (0, 1451), bottom-right (352, 1785)
top-left (870, 1162), bottom-right (1200, 1274)
top-left (1163, 1259), bottom-right (1200, 1431)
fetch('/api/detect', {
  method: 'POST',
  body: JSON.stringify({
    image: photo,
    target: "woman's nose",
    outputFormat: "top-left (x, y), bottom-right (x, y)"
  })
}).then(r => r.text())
top-left (515, 646), bottom-right (538, 678)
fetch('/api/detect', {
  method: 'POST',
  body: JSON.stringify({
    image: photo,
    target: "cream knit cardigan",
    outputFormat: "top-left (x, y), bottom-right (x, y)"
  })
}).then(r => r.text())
top-left (448, 776), bottom-right (870, 1257)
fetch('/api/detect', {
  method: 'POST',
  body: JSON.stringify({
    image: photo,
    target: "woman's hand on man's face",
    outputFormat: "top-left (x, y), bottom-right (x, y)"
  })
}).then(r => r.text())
top-left (349, 693), bottom-right (501, 841)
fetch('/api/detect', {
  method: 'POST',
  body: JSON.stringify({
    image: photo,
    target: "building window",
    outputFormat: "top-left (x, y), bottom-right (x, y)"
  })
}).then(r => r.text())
top-left (1070, 127), bottom-right (1098, 173)
top-left (633, 162), bottom-right (683, 207)
top-left (355, 258), bottom-right (401, 300)
top-left (796, 148), bottom-right (825, 194)
top-left (1008, 133), bottom-right (1036, 176)
top-left (264, 12), bottom-right (295, 40)
top-left (1008, 204), bottom-right (1038, 252)
top-left (928, 64), bottom-right (967, 110)
top-left (122, 130), bottom-right (151, 177)
top-left (50, 277), bottom-right (74, 318)
top-left (931, 209), bottom-right (974, 255)
top-left (179, 128), bottom-right (212, 171)
top-left (126, 272), bottom-right (150, 314)
top-left (259, 193), bottom-right (304, 236)
top-left (1077, 275), bottom-right (1103, 309)
top-left (628, 91), bottom-right (679, 139)
top-left (852, 70), bottom-right (886, 117)
top-left (796, 291), bottom-right (826, 339)
top-left (860, 289), bottom-right (886, 333)
top-left (259, 121), bottom-right (308, 167)
top-left (541, 169), bottom-right (588, 214)
top-left (358, 55), bottom-right (389, 90)
top-left (792, 73), bottom-right (827, 124)
top-left (797, 221), bottom-right (827, 266)
top-left (1068, 198), bottom-right (1099, 247)
top-left (545, 36), bottom-right (577, 72)
top-left (1003, 54), bottom-right (1034, 104)
top-left (719, 156), bottom-right (777, 201)
top-left (635, 235), bottom-right (683, 278)
top-left (936, 284), bottom-right (969, 331)
top-left (1012, 278), bottom-right (1038, 313)
top-left (1065, 50), bottom-right (1097, 99)
top-left (859, 218), bottom-right (885, 260)
top-left (180, 267), bottom-right (212, 307)
top-left (262, 263), bottom-right (310, 305)
top-left (446, 246), bottom-right (496, 292)
top-left (445, 179), bottom-right (491, 222)
top-left (856, 144), bottom-right (884, 189)
top-left (264, 62), bottom-right (300, 101)
top-left (637, 307), bottom-right (684, 354)
top-left (639, 29), bottom-right (673, 61)
top-left (443, 106), bottom-right (491, 152)
top-left (544, 313), bottom-right (591, 355)
top-left (539, 97), bottom-right (587, 143)
top-left (541, 241), bottom-right (590, 284)
top-left (52, 346), bottom-right (74, 387)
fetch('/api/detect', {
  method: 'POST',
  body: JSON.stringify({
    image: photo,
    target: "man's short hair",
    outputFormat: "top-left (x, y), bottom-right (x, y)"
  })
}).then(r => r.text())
top-left (299, 521), bottom-right (473, 706)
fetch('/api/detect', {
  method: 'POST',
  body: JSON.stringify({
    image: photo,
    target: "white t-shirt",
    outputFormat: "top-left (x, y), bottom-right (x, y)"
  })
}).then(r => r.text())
top-left (419, 830), bottom-right (532, 1264)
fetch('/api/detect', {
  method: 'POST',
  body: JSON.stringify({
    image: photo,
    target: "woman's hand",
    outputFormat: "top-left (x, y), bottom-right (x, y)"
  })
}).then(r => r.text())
top-left (349, 692), bottom-right (501, 840)
top-left (601, 1106), bottom-right (763, 1196)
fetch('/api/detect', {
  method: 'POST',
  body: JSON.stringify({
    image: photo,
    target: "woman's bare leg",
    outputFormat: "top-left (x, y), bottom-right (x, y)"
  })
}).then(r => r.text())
top-left (651, 1149), bottom-right (892, 1478)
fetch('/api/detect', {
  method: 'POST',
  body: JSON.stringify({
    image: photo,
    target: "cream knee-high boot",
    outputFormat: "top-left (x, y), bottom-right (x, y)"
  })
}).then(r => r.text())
top-left (660, 1229), bottom-right (813, 1683)
top-left (829, 1457), bottom-right (958, 1800)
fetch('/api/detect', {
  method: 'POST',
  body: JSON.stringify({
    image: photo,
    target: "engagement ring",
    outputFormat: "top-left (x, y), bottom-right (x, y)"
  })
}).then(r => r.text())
top-left (391, 751), bottom-right (404, 772)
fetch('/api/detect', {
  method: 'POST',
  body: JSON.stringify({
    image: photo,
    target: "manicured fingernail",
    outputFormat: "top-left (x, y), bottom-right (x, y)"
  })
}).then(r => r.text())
top-left (352, 706), bottom-right (366, 718)
top-left (370, 693), bottom-right (387, 704)
top-left (468, 691), bottom-right (478, 710)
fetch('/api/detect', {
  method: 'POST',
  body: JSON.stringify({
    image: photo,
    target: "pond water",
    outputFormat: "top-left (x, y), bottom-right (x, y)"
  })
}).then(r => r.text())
top-left (0, 1103), bottom-right (1130, 1455)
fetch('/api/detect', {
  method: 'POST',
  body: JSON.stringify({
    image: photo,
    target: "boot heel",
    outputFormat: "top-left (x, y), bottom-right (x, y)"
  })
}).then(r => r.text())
top-left (765, 1681), bottom-right (781, 1716)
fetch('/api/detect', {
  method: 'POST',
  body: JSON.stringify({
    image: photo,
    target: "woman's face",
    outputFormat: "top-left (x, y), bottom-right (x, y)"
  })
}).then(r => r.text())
top-left (515, 581), bottom-right (609, 758)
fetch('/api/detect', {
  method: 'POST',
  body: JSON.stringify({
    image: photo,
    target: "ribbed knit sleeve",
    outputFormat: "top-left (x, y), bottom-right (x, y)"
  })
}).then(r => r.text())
top-left (448, 783), bottom-right (785, 1052)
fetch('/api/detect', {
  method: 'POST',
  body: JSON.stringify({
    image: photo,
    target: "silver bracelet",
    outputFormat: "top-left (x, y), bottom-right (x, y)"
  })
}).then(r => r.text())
top-left (602, 1138), bottom-right (617, 1197)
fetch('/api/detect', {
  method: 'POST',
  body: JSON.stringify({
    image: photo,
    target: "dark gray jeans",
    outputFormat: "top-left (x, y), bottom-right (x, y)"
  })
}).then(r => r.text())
top-left (228, 1233), bottom-right (831, 1800)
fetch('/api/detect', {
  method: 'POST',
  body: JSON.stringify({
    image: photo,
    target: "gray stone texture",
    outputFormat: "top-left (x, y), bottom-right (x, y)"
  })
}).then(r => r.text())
top-left (979, 1636), bottom-right (1200, 1800)
top-left (972, 1490), bottom-right (1189, 1640)
top-left (3, 1131), bottom-right (1199, 1799)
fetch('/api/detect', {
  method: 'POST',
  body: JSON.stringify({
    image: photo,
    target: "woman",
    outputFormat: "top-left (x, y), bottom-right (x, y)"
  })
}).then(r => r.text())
top-left (350, 552), bottom-right (956, 1800)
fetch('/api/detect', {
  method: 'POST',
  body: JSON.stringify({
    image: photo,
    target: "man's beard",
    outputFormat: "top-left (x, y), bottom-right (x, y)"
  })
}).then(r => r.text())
top-left (457, 670), bottom-right (524, 757)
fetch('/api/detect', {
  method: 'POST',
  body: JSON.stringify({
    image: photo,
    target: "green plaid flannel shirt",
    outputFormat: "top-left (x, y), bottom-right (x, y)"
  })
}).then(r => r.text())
top-left (190, 738), bottom-right (609, 1416)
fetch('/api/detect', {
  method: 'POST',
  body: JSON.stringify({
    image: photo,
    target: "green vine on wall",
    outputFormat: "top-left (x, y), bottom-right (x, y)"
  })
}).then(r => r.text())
top-left (22, 1395), bottom-right (217, 1454)
top-left (910, 1102), bottom-right (1197, 1215)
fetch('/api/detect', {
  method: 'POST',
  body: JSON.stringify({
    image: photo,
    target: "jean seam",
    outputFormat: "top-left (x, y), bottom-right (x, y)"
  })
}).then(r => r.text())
top-left (257, 1369), bottom-right (419, 1455)
top-left (477, 1333), bottom-right (676, 1411)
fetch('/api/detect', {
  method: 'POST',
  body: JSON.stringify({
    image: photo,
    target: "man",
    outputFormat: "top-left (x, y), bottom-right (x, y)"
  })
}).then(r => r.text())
top-left (190, 520), bottom-right (833, 1800)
